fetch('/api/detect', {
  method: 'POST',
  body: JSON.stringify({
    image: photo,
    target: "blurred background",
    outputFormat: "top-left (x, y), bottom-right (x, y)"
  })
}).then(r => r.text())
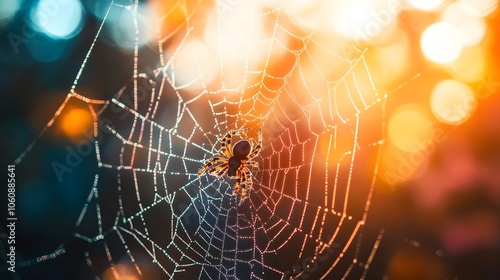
top-left (1, 0), bottom-right (500, 279)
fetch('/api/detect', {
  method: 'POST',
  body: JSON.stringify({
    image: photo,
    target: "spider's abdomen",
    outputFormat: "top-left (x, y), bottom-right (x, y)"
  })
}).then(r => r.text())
top-left (233, 140), bottom-right (251, 159)
top-left (227, 157), bottom-right (241, 177)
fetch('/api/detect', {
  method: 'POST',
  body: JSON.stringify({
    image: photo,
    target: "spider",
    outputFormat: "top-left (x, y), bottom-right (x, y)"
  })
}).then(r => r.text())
top-left (198, 128), bottom-right (261, 204)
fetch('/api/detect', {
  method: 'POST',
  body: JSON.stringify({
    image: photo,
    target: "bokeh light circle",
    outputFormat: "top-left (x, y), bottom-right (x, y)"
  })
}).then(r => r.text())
top-left (61, 108), bottom-right (93, 141)
top-left (0, 0), bottom-right (21, 28)
top-left (389, 105), bottom-right (434, 152)
top-left (421, 22), bottom-right (463, 64)
top-left (431, 80), bottom-right (477, 125)
top-left (107, 3), bottom-right (156, 50)
top-left (26, 35), bottom-right (68, 62)
top-left (447, 45), bottom-right (487, 83)
top-left (459, 0), bottom-right (498, 17)
top-left (172, 39), bottom-right (218, 91)
top-left (30, 0), bottom-right (84, 39)
top-left (442, 3), bottom-right (487, 47)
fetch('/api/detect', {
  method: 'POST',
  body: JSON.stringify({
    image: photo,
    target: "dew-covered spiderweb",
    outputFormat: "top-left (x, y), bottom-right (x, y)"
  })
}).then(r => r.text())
top-left (12, 0), bottom-right (422, 279)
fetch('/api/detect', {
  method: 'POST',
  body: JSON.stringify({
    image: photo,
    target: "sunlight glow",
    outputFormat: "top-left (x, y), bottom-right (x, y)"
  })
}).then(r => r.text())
top-left (389, 105), bottom-right (434, 152)
top-left (407, 0), bottom-right (445, 11)
top-left (421, 22), bottom-right (463, 64)
top-left (203, 3), bottom-right (271, 89)
top-left (171, 39), bottom-right (218, 91)
top-left (330, 0), bottom-right (400, 42)
top-left (331, 0), bottom-right (375, 39)
top-left (431, 80), bottom-right (476, 125)
top-left (204, 2), bottom-right (263, 59)
top-left (282, 0), bottom-right (323, 30)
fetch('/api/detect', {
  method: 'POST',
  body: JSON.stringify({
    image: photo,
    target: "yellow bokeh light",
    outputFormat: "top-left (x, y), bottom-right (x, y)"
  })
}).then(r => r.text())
top-left (60, 108), bottom-right (93, 141)
top-left (459, 0), bottom-right (498, 17)
top-left (389, 105), bottom-right (434, 152)
top-left (431, 80), bottom-right (477, 125)
top-left (407, 0), bottom-right (445, 11)
top-left (421, 22), bottom-right (463, 64)
top-left (442, 3), bottom-right (487, 47)
top-left (447, 45), bottom-right (487, 83)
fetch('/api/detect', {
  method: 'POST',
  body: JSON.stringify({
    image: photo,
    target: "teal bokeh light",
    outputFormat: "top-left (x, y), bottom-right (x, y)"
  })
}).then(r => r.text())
top-left (0, 0), bottom-right (21, 28)
top-left (30, 0), bottom-right (84, 39)
top-left (103, 3), bottom-right (155, 51)
top-left (27, 34), bottom-right (68, 62)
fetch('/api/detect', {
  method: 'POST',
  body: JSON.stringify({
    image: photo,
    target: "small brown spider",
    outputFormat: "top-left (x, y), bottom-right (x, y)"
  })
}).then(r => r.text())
top-left (198, 128), bottom-right (261, 203)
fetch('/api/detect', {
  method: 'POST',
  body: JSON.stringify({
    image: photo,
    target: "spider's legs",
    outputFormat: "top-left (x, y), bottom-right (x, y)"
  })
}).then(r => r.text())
top-left (245, 160), bottom-right (259, 168)
top-left (221, 128), bottom-right (251, 158)
top-left (198, 157), bottom-right (228, 176)
top-left (239, 168), bottom-right (253, 204)
top-left (233, 169), bottom-right (241, 196)
top-left (208, 164), bottom-right (229, 177)
top-left (247, 145), bottom-right (261, 160)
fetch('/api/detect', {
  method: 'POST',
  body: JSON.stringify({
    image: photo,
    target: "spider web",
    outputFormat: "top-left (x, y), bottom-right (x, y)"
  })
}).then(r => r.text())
top-left (11, 0), bottom-right (419, 279)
